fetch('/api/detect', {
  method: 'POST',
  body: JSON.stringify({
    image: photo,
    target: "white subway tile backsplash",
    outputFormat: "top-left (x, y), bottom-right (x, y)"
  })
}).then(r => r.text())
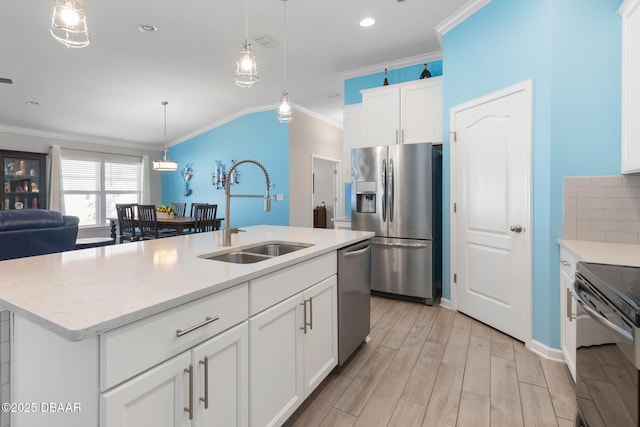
top-left (577, 187), bottom-right (607, 198)
top-left (563, 175), bottom-right (640, 243)
top-left (592, 176), bottom-right (623, 187)
top-left (577, 229), bottom-right (607, 242)
top-left (606, 231), bottom-right (639, 244)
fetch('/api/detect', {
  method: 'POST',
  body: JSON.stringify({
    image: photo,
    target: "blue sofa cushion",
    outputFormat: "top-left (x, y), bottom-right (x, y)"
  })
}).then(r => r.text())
top-left (0, 210), bottom-right (80, 261)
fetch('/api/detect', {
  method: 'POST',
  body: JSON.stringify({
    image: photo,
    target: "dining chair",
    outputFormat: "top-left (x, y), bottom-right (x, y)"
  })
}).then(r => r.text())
top-left (116, 203), bottom-right (138, 243)
top-left (171, 202), bottom-right (186, 217)
top-left (137, 205), bottom-right (175, 240)
top-left (190, 202), bottom-right (210, 218)
top-left (194, 204), bottom-right (218, 233)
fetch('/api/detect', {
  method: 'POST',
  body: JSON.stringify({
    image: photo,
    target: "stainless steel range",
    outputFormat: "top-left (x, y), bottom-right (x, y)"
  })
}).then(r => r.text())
top-left (573, 262), bottom-right (640, 426)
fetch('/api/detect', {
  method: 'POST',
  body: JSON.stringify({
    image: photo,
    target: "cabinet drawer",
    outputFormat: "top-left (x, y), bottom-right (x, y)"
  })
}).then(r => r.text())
top-left (100, 283), bottom-right (248, 391)
top-left (559, 247), bottom-right (579, 277)
top-left (250, 252), bottom-right (336, 316)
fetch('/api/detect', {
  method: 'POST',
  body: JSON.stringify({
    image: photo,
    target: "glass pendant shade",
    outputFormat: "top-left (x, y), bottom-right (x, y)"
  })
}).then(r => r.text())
top-left (234, 40), bottom-right (259, 88)
top-left (277, 91), bottom-right (292, 123)
top-left (153, 150), bottom-right (178, 171)
top-left (49, 0), bottom-right (90, 48)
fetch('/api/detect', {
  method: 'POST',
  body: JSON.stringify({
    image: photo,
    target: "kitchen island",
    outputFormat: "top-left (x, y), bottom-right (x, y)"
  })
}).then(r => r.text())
top-left (0, 225), bottom-right (373, 427)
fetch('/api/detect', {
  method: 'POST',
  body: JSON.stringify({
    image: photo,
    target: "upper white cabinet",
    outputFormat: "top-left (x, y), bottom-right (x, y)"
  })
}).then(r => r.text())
top-left (343, 104), bottom-right (362, 183)
top-left (361, 77), bottom-right (443, 147)
top-left (620, 0), bottom-right (640, 173)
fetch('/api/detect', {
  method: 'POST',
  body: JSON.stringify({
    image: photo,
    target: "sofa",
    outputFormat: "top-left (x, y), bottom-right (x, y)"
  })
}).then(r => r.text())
top-left (0, 210), bottom-right (80, 261)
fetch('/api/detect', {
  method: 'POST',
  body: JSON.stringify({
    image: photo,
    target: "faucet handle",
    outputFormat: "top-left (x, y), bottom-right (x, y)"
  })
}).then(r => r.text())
top-left (230, 227), bottom-right (246, 234)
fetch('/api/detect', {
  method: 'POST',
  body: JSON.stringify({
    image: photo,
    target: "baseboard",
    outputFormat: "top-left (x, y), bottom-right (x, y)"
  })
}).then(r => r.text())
top-left (439, 297), bottom-right (453, 310)
top-left (527, 339), bottom-right (565, 362)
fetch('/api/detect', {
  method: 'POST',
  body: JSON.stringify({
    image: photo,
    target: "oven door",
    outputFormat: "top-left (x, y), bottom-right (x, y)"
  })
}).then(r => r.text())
top-left (573, 276), bottom-right (639, 427)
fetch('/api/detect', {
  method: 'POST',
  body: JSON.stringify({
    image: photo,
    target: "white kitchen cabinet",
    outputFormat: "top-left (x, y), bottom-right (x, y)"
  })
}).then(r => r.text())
top-left (250, 275), bottom-right (337, 427)
top-left (102, 322), bottom-right (248, 427)
top-left (343, 104), bottom-right (362, 182)
top-left (559, 247), bottom-right (577, 382)
top-left (361, 77), bottom-right (442, 147)
top-left (101, 352), bottom-right (191, 427)
top-left (620, 0), bottom-right (640, 173)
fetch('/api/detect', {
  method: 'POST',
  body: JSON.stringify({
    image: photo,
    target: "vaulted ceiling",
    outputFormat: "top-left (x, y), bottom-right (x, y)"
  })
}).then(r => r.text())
top-left (0, 0), bottom-right (470, 148)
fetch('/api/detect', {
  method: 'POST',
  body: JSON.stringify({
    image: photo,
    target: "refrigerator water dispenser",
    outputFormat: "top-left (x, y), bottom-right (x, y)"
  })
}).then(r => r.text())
top-left (355, 181), bottom-right (377, 213)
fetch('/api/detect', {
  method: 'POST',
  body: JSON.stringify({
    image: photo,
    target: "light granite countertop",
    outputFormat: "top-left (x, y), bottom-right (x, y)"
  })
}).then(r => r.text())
top-left (558, 239), bottom-right (640, 267)
top-left (0, 225), bottom-right (373, 341)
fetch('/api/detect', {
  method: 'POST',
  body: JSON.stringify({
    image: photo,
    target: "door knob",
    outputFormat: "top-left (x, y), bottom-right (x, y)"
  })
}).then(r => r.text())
top-left (510, 225), bottom-right (523, 233)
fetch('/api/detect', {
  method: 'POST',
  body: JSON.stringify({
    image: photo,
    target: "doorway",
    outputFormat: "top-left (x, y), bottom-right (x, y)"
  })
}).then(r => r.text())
top-left (311, 155), bottom-right (342, 229)
top-left (450, 80), bottom-right (533, 343)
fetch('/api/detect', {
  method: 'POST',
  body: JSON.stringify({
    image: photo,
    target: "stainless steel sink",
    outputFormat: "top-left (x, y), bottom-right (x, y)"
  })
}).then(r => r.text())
top-left (205, 252), bottom-right (271, 264)
top-left (243, 243), bottom-right (312, 256)
top-left (200, 241), bottom-right (314, 264)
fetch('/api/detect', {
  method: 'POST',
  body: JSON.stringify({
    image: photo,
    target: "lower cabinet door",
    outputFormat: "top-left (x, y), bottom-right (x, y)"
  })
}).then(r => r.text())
top-left (101, 352), bottom-right (191, 427)
top-left (560, 269), bottom-right (577, 381)
top-left (250, 293), bottom-right (304, 427)
top-left (303, 276), bottom-right (338, 396)
top-left (192, 322), bottom-right (248, 427)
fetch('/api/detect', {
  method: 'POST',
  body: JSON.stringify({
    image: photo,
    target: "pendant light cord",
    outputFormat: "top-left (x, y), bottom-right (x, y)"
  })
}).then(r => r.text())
top-left (244, 0), bottom-right (249, 40)
top-left (282, 0), bottom-right (287, 90)
top-left (162, 101), bottom-right (168, 156)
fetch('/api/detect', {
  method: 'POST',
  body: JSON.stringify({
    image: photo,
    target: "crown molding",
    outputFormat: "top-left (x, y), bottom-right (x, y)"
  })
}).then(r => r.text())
top-left (173, 103), bottom-right (342, 145)
top-left (0, 124), bottom-right (158, 151)
top-left (435, 0), bottom-right (492, 45)
top-left (338, 52), bottom-right (443, 80)
top-left (618, 0), bottom-right (640, 16)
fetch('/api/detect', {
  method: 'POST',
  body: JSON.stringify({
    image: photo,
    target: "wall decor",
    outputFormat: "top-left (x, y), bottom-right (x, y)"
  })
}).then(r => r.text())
top-left (181, 163), bottom-right (193, 196)
top-left (212, 160), bottom-right (240, 190)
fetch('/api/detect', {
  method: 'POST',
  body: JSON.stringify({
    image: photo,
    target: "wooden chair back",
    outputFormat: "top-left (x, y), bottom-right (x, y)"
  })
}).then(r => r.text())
top-left (171, 202), bottom-right (186, 217)
top-left (194, 204), bottom-right (218, 233)
top-left (116, 203), bottom-right (138, 243)
top-left (190, 202), bottom-right (210, 218)
top-left (137, 205), bottom-right (159, 239)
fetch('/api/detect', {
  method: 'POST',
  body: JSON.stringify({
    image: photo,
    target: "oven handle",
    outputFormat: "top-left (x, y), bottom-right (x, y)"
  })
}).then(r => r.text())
top-left (572, 280), bottom-right (634, 344)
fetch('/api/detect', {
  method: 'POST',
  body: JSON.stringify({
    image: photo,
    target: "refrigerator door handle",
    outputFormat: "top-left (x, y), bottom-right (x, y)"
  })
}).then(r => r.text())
top-left (381, 159), bottom-right (387, 222)
top-left (371, 241), bottom-right (429, 249)
top-left (388, 158), bottom-right (394, 223)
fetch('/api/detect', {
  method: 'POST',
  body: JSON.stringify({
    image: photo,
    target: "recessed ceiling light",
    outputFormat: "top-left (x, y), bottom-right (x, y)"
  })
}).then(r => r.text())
top-left (360, 17), bottom-right (375, 27)
top-left (25, 101), bottom-right (40, 106)
top-left (138, 24), bottom-right (157, 32)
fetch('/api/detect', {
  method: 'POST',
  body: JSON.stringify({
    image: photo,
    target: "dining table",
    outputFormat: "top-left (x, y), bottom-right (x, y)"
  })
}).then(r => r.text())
top-left (108, 216), bottom-right (224, 239)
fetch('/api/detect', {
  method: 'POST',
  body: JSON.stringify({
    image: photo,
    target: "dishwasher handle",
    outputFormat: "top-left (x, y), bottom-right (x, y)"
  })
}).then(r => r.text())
top-left (343, 244), bottom-right (370, 257)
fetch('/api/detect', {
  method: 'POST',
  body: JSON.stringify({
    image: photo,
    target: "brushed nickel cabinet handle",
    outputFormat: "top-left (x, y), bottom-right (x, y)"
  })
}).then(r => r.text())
top-left (176, 316), bottom-right (220, 337)
top-left (566, 288), bottom-right (573, 322)
top-left (300, 301), bottom-right (308, 334)
top-left (199, 356), bottom-right (209, 409)
top-left (184, 364), bottom-right (193, 420)
top-left (308, 297), bottom-right (313, 331)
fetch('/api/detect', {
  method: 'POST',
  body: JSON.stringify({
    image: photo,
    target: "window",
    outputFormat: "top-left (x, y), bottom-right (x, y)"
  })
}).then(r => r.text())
top-left (61, 151), bottom-right (142, 226)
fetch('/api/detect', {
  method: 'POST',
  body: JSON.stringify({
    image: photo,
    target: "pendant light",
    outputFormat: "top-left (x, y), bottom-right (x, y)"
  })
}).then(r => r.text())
top-left (153, 101), bottom-right (179, 172)
top-left (277, 0), bottom-right (292, 123)
top-left (234, 0), bottom-right (259, 88)
top-left (49, 0), bottom-right (90, 48)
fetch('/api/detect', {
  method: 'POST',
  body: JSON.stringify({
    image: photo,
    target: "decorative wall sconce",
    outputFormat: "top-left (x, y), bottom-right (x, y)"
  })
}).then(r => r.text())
top-left (212, 160), bottom-right (240, 190)
top-left (181, 163), bottom-right (193, 196)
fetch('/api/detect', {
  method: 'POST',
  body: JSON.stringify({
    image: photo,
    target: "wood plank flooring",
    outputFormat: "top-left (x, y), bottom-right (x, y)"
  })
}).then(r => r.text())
top-left (285, 296), bottom-right (576, 427)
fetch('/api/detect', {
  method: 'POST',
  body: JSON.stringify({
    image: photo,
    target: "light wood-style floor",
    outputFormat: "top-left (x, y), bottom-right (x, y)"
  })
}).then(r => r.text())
top-left (285, 296), bottom-right (576, 427)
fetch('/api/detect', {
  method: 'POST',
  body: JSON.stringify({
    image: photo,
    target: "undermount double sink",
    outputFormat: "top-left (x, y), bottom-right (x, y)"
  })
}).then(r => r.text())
top-left (201, 242), bottom-right (313, 264)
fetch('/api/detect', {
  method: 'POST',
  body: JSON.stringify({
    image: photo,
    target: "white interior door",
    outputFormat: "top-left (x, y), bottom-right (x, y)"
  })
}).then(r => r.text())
top-left (451, 81), bottom-right (532, 343)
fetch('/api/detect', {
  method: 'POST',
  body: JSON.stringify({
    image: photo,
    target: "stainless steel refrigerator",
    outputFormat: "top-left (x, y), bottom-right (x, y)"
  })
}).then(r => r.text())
top-left (350, 143), bottom-right (441, 304)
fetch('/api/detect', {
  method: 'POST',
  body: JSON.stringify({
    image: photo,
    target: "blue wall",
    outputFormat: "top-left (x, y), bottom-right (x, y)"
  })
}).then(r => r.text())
top-left (344, 60), bottom-right (443, 105)
top-left (160, 110), bottom-right (290, 228)
top-left (341, 0), bottom-right (622, 349)
top-left (443, 0), bottom-right (621, 348)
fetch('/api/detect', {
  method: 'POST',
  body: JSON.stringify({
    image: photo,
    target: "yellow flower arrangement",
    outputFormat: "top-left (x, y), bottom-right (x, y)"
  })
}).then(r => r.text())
top-left (157, 205), bottom-right (174, 213)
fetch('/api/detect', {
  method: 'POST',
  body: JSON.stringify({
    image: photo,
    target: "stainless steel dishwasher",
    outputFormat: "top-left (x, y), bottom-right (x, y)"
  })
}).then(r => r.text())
top-left (337, 240), bottom-right (371, 365)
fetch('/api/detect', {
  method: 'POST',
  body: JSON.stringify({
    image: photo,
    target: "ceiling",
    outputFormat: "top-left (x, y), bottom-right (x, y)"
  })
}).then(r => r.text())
top-left (0, 0), bottom-right (469, 150)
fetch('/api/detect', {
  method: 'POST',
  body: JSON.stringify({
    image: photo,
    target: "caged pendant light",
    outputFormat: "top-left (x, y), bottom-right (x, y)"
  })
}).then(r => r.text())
top-left (277, 0), bottom-right (292, 123)
top-left (234, 0), bottom-right (259, 88)
top-left (153, 102), bottom-right (179, 172)
top-left (49, 0), bottom-right (90, 48)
